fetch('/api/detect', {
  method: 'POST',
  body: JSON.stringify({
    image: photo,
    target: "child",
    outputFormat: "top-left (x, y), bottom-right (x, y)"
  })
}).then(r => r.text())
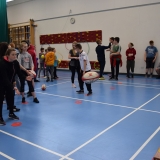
top-left (126, 43), bottom-right (136, 78)
top-left (75, 43), bottom-right (92, 96)
top-left (45, 47), bottom-right (55, 82)
top-left (18, 42), bottom-right (39, 103)
top-left (38, 48), bottom-right (45, 78)
top-left (144, 40), bottom-right (158, 78)
top-left (155, 63), bottom-right (160, 79)
top-left (110, 37), bottom-right (122, 80)
top-left (53, 48), bottom-right (59, 79)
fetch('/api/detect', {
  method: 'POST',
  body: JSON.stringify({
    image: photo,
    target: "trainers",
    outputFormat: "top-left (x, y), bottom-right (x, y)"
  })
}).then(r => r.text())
top-left (9, 113), bottom-right (19, 120)
top-left (43, 76), bottom-right (47, 78)
top-left (156, 76), bottom-right (160, 79)
top-left (51, 79), bottom-right (53, 82)
top-left (22, 97), bottom-right (25, 103)
top-left (7, 106), bottom-right (20, 112)
top-left (76, 90), bottom-right (84, 93)
top-left (33, 98), bottom-right (39, 103)
top-left (109, 77), bottom-right (114, 80)
top-left (115, 77), bottom-right (118, 81)
top-left (0, 117), bottom-right (6, 125)
top-left (131, 74), bottom-right (134, 78)
top-left (99, 77), bottom-right (105, 80)
top-left (87, 92), bottom-right (92, 96)
top-left (46, 79), bottom-right (50, 82)
top-left (27, 92), bottom-right (32, 97)
top-left (34, 79), bottom-right (40, 82)
top-left (150, 74), bottom-right (153, 78)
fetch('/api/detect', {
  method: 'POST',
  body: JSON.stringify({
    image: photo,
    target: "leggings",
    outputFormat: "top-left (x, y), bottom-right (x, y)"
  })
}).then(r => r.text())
top-left (70, 66), bottom-right (81, 84)
top-left (20, 70), bottom-right (34, 93)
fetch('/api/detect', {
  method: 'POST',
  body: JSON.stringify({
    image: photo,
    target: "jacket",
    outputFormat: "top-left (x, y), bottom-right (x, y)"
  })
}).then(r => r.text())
top-left (45, 52), bottom-right (55, 66)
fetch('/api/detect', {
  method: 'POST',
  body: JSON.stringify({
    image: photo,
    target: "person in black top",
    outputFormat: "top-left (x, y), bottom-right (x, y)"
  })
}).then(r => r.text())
top-left (0, 48), bottom-right (32, 125)
top-left (68, 41), bottom-right (81, 88)
top-left (95, 39), bottom-right (111, 80)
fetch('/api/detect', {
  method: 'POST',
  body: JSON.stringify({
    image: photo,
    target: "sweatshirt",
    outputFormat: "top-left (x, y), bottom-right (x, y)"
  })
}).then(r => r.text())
top-left (18, 52), bottom-right (34, 69)
top-left (0, 57), bottom-right (26, 91)
top-left (126, 48), bottom-right (136, 60)
top-left (45, 51), bottom-right (55, 66)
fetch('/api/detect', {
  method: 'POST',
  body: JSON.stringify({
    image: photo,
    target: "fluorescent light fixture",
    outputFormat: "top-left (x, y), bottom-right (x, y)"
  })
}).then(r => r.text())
top-left (6, 0), bottom-right (14, 2)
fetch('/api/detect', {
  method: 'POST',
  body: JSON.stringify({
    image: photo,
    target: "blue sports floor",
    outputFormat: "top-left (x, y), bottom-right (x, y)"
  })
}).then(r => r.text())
top-left (0, 70), bottom-right (160, 160)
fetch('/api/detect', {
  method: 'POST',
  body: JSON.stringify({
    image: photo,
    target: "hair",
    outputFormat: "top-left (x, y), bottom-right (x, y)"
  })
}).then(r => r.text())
top-left (40, 48), bottom-right (44, 51)
top-left (72, 41), bottom-right (77, 45)
top-left (45, 49), bottom-right (48, 52)
top-left (96, 39), bottom-right (102, 45)
top-left (9, 42), bottom-right (15, 48)
top-left (19, 42), bottom-right (28, 53)
top-left (47, 47), bottom-right (52, 51)
top-left (0, 42), bottom-right (8, 58)
top-left (21, 40), bottom-right (29, 46)
top-left (114, 37), bottom-right (120, 43)
top-left (75, 43), bottom-right (82, 49)
top-left (5, 48), bottom-right (16, 56)
top-left (149, 40), bottom-right (154, 45)
top-left (110, 37), bottom-right (114, 41)
top-left (130, 43), bottom-right (134, 47)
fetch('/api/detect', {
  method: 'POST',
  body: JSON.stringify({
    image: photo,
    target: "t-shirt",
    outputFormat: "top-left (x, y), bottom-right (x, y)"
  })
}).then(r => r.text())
top-left (54, 55), bottom-right (58, 67)
top-left (95, 45), bottom-right (110, 61)
top-left (145, 46), bottom-right (158, 58)
top-left (69, 49), bottom-right (80, 67)
top-left (79, 51), bottom-right (91, 71)
top-left (111, 44), bottom-right (121, 60)
top-left (18, 52), bottom-right (34, 69)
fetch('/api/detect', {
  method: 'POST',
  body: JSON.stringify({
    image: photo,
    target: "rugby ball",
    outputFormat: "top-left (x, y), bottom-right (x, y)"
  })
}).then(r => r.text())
top-left (82, 71), bottom-right (99, 84)
top-left (28, 70), bottom-right (36, 78)
top-left (41, 84), bottom-right (46, 91)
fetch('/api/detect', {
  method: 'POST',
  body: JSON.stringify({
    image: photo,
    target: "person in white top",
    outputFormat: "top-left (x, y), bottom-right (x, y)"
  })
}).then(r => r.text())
top-left (75, 43), bottom-right (92, 96)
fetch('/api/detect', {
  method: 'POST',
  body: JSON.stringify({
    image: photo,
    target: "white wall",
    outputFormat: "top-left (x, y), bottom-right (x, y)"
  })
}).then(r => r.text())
top-left (7, 0), bottom-right (160, 74)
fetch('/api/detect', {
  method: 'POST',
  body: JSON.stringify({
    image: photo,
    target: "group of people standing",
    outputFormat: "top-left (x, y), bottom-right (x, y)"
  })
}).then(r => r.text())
top-left (95, 38), bottom-right (159, 80)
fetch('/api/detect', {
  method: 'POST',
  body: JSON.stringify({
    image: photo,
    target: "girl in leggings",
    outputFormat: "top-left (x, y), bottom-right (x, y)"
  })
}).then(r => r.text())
top-left (18, 42), bottom-right (39, 103)
top-left (68, 41), bottom-right (81, 88)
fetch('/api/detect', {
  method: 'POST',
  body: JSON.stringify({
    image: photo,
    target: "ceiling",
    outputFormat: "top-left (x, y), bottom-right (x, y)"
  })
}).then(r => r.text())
top-left (7, 0), bottom-right (34, 6)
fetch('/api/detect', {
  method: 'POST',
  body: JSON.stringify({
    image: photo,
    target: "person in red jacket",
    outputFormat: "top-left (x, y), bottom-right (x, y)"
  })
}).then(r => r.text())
top-left (126, 43), bottom-right (136, 78)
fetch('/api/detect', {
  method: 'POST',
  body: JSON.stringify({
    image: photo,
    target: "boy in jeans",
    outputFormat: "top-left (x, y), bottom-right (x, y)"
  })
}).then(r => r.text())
top-left (38, 48), bottom-right (45, 78)
top-left (75, 43), bottom-right (92, 96)
top-left (45, 47), bottom-right (55, 82)
top-left (110, 37), bottom-right (122, 80)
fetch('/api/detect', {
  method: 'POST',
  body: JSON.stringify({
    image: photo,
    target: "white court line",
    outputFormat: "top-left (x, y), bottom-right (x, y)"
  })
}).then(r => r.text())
top-left (129, 126), bottom-right (160, 160)
top-left (36, 91), bottom-right (160, 115)
top-left (0, 130), bottom-right (73, 160)
top-left (59, 94), bottom-right (160, 160)
top-left (0, 152), bottom-right (15, 160)
top-left (56, 75), bottom-right (160, 87)
top-left (35, 81), bottom-right (70, 90)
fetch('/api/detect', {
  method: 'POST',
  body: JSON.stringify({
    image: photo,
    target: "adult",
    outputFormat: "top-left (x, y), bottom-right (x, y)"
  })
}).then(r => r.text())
top-left (0, 48), bottom-right (32, 125)
top-left (68, 41), bottom-right (81, 88)
top-left (144, 40), bottom-right (158, 78)
top-left (95, 39), bottom-right (111, 80)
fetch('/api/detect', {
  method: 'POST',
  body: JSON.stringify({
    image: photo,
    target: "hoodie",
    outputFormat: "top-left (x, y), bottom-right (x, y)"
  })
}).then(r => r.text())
top-left (45, 52), bottom-right (55, 66)
top-left (0, 57), bottom-right (26, 90)
top-left (27, 45), bottom-right (37, 70)
top-left (126, 47), bottom-right (136, 60)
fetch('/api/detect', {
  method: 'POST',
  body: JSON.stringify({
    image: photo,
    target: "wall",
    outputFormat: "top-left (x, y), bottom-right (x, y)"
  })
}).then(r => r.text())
top-left (7, 0), bottom-right (160, 74)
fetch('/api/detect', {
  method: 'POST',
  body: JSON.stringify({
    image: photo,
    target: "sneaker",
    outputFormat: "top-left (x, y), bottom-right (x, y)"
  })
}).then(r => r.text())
top-left (99, 77), bottom-right (105, 80)
top-left (76, 90), bottom-right (84, 93)
top-left (87, 92), bottom-right (92, 96)
top-left (27, 92), bottom-right (32, 97)
top-left (131, 74), bottom-right (134, 78)
top-left (34, 79), bottom-right (40, 82)
top-left (145, 74), bottom-right (148, 78)
top-left (72, 84), bottom-right (76, 88)
top-left (127, 76), bottom-right (130, 78)
top-left (43, 76), bottom-right (47, 78)
top-left (33, 98), bottom-right (39, 103)
top-left (150, 74), bottom-right (153, 78)
top-left (46, 79), bottom-right (50, 82)
top-left (115, 77), bottom-right (118, 81)
top-left (0, 117), bottom-right (6, 125)
top-left (156, 76), bottom-right (160, 79)
top-left (109, 77), bottom-right (114, 80)
top-left (7, 106), bottom-right (20, 112)
top-left (51, 79), bottom-right (53, 82)
top-left (9, 113), bottom-right (19, 120)
top-left (22, 97), bottom-right (25, 103)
